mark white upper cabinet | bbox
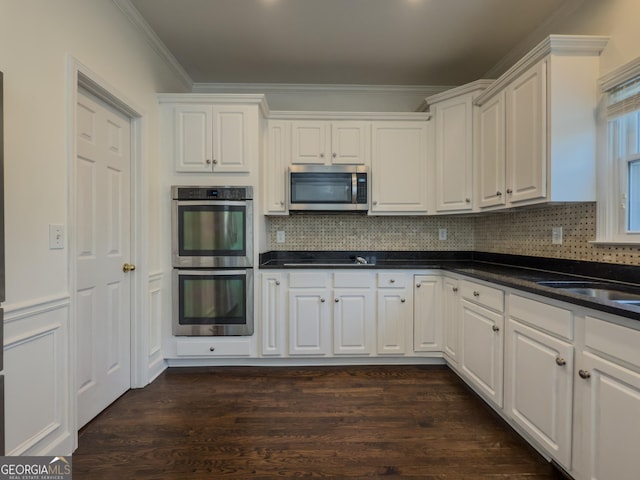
[264,120,289,214]
[159,94,266,174]
[291,121,370,165]
[370,121,429,214]
[474,35,609,210]
[426,80,492,213]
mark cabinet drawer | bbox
[377,272,408,288]
[585,316,640,369]
[334,271,373,288]
[289,271,330,288]
[461,280,504,312]
[509,294,573,340]
[176,338,252,357]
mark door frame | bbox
[67,56,148,447]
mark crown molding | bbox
[111,0,192,91]
[158,93,270,116]
[600,56,640,92]
[423,79,495,107]
[475,35,609,105]
[192,82,451,97]
[267,110,431,121]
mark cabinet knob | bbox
[506,188,513,194]
[320,153,325,158]
[212,159,218,164]
[401,298,406,303]
[335,298,339,303]
[579,369,591,379]
[465,198,471,203]
[206,159,212,165]
[473,291,480,297]
[452,287,459,292]
[280,201,284,206]
[492,325,500,332]
[496,191,502,197]
[320,298,326,303]
[416,283,421,288]
[275,280,280,286]
[555,357,567,366]
[390,279,396,283]
[209,346,215,352]
[332,153,337,158]
[373,201,378,205]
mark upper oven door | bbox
[172,200,253,268]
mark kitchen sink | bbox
[536,280,640,305]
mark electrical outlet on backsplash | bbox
[266,203,640,266]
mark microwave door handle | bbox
[351,173,358,204]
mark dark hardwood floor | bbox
[73,365,564,479]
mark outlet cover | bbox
[438,228,447,241]
[276,230,285,243]
[552,226,563,245]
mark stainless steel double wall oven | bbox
[172,186,253,336]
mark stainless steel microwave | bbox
[288,165,368,212]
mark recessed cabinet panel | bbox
[175,106,211,173]
[414,275,442,352]
[477,92,506,209]
[506,318,573,469]
[288,288,331,356]
[333,288,374,355]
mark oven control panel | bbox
[173,186,253,201]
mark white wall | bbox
[0,0,188,455]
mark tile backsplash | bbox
[266,203,640,266]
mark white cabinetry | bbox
[474,35,608,210]
[426,81,492,213]
[265,120,289,214]
[291,121,369,165]
[333,272,375,355]
[169,102,259,173]
[288,272,332,356]
[376,272,412,355]
[442,276,460,364]
[371,122,429,214]
[574,316,640,480]
[413,275,442,352]
[505,295,574,470]
[459,279,505,407]
[260,272,286,356]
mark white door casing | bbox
[75,88,132,428]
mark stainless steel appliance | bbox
[289,165,368,212]
[172,186,253,268]
[172,269,253,336]
[0,70,5,454]
[172,186,254,336]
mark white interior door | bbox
[75,88,132,428]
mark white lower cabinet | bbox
[260,272,286,356]
[505,318,574,469]
[574,316,640,480]
[288,272,332,356]
[413,275,442,352]
[459,280,505,408]
[442,277,460,363]
[377,272,412,355]
[333,272,375,355]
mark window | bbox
[596,60,640,243]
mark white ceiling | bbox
[128,0,578,86]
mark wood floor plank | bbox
[73,365,564,479]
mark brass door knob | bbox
[123,263,136,273]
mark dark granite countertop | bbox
[259,251,640,322]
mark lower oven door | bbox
[173,269,254,336]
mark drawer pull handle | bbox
[579,369,591,380]
[492,325,500,332]
[209,347,215,352]
[555,357,567,366]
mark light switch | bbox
[49,224,65,249]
